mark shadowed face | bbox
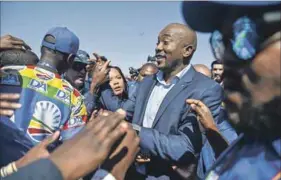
[212,64,224,83]
[224,41,281,137]
[65,62,87,90]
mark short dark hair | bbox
[0,49,39,67]
[211,60,223,69]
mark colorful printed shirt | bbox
[0,65,87,145]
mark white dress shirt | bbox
[142,64,191,128]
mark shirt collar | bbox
[156,64,191,86]
[37,60,58,74]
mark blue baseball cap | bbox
[181,1,280,33]
[41,27,79,55]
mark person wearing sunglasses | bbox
[182,1,280,180]
[64,50,89,94]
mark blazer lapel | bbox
[152,66,196,127]
[136,76,157,125]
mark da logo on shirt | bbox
[35,72,53,81]
[27,101,61,142]
[28,79,48,93]
[34,67,55,79]
[55,90,70,104]
[68,116,85,128]
[0,73,20,86]
[62,80,73,93]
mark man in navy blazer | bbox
[130,23,223,179]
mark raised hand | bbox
[102,124,140,180]
[186,99,217,130]
[15,131,60,169]
[90,60,111,93]
[0,35,31,50]
[49,112,128,180]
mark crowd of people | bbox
[0,1,280,180]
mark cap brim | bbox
[73,59,89,64]
[181,1,281,33]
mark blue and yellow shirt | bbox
[0,65,87,145]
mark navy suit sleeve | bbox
[3,159,63,180]
[139,83,223,163]
[139,113,201,163]
[84,92,99,116]
[200,83,223,124]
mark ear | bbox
[66,54,75,65]
[182,45,194,58]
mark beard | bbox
[228,96,281,139]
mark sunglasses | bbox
[72,62,87,72]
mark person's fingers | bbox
[9,35,24,42]
[103,122,127,148]
[186,99,202,106]
[187,99,209,112]
[97,114,126,138]
[87,112,106,130]
[93,53,100,59]
[0,109,14,116]
[116,109,126,117]
[104,68,110,75]
[22,42,31,50]
[0,101,22,109]
[195,100,208,109]
[190,104,204,117]
[100,109,111,117]
[0,93,20,100]
[12,45,26,50]
[10,40,24,45]
[186,99,198,104]
[89,111,116,132]
[93,52,100,58]
[40,131,60,148]
[88,58,97,63]
[101,60,111,72]
[90,110,98,119]
[10,39,31,50]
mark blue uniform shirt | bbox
[205,133,281,180]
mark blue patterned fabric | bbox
[232,16,259,60]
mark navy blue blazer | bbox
[132,66,223,179]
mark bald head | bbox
[161,23,197,50]
[138,63,158,81]
[156,23,198,73]
[141,63,158,74]
[194,64,212,78]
